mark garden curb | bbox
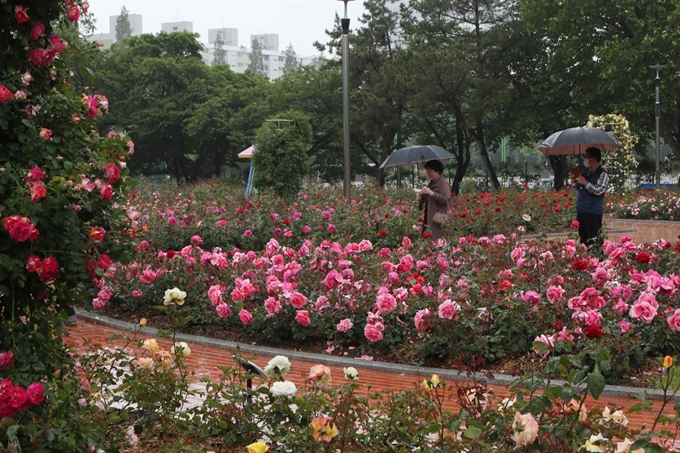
[76,310,678,402]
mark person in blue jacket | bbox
[571,147,610,249]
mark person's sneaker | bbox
[66,314,77,326]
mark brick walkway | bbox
[62,219,680,443]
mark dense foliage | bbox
[1,1,133,450]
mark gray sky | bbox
[88,0,368,56]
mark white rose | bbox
[343,367,359,381]
[264,355,291,377]
[270,381,297,397]
[164,287,186,306]
[170,341,191,358]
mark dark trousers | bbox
[577,211,602,249]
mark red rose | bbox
[104,162,120,184]
[0,351,13,369]
[67,4,80,22]
[26,255,41,272]
[49,35,63,54]
[38,256,59,284]
[15,5,30,24]
[166,250,176,259]
[0,84,14,103]
[30,182,47,202]
[3,215,39,242]
[8,386,27,409]
[572,259,588,271]
[378,230,388,238]
[553,320,564,330]
[30,22,45,40]
[97,253,113,270]
[584,322,605,339]
[27,48,53,66]
[635,251,651,263]
[26,383,45,405]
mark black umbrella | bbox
[538,127,622,156]
[379,145,455,169]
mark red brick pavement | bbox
[62,317,679,436]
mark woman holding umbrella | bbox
[418,160,452,241]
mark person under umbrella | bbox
[570,147,610,250]
[418,160,452,241]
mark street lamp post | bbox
[338,0,354,203]
[650,64,665,189]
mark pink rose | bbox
[364,323,384,342]
[238,309,253,325]
[207,285,224,307]
[629,301,657,324]
[289,291,307,309]
[414,308,431,331]
[437,300,460,320]
[295,310,311,326]
[375,292,397,313]
[667,309,680,331]
[216,303,232,319]
[264,297,282,316]
[546,286,565,303]
[512,412,539,446]
[244,229,253,237]
[336,318,353,332]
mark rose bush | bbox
[1,0,134,450]
[99,179,680,388]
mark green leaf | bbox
[587,372,606,400]
[463,424,483,440]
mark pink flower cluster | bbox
[2,215,39,242]
[26,255,59,284]
[0,378,45,419]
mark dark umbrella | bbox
[379,145,455,169]
[538,127,623,156]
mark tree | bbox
[115,6,132,43]
[253,111,312,199]
[213,32,226,65]
[282,43,299,75]
[271,65,345,181]
[248,37,266,77]
[96,32,210,181]
[518,0,680,158]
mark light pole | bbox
[338,0,354,203]
[650,64,665,189]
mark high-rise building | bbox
[161,21,193,33]
[250,34,279,52]
[208,28,238,46]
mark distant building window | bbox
[173,27,178,31]
[264,65,269,71]
[278,56,284,61]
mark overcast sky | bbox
[88,0,368,56]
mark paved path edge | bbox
[75,310,676,402]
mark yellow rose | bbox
[142,338,159,353]
[663,355,673,368]
[246,441,269,453]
